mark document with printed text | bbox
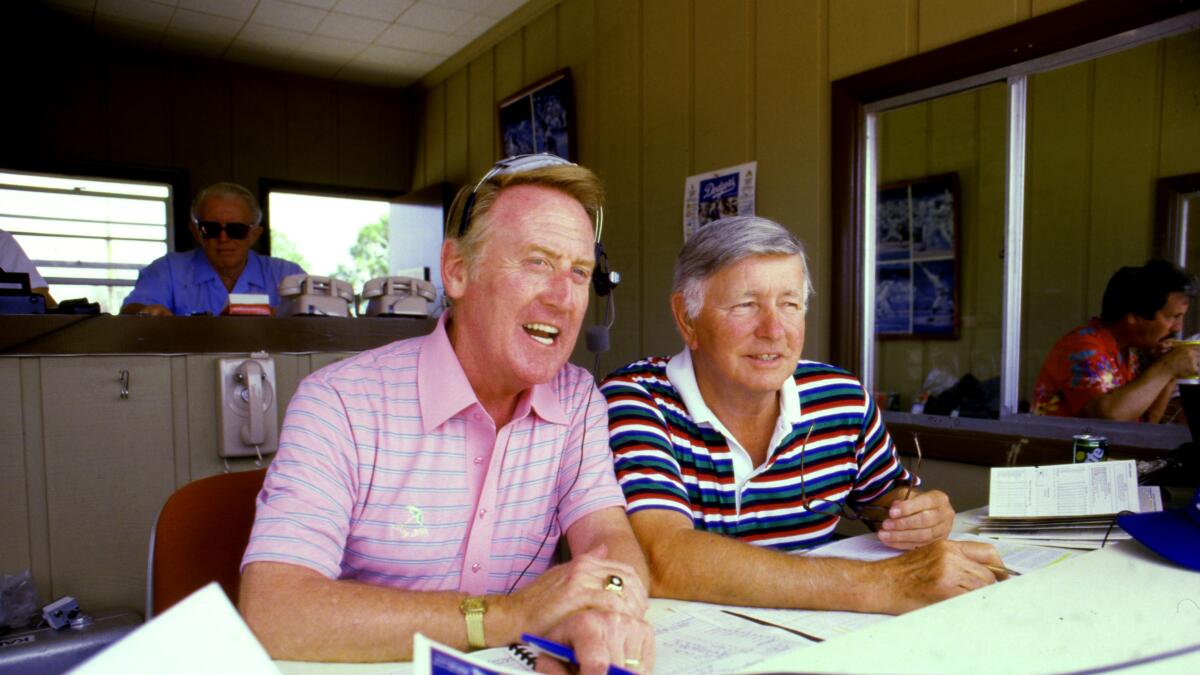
[987,460,1140,517]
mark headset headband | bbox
[456,153,604,244]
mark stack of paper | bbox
[979,460,1162,549]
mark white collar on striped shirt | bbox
[665,348,802,429]
[665,349,805,503]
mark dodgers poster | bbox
[683,161,757,240]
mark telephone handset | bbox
[236,360,267,446]
[217,353,279,461]
[361,276,438,317]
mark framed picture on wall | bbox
[875,173,961,339]
[497,69,574,161]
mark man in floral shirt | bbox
[1033,259,1200,422]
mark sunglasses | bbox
[196,221,253,240]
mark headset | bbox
[456,154,620,355]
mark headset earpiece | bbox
[592,242,620,297]
[588,242,618,356]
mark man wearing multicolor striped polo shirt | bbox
[602,216,1005,614]
[240,156,655,671]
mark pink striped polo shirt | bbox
[241,313,625,595]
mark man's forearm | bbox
[587,525,652,590]
[1145,378,1175,423]
[239,562,523,662]
[1086,363,1176,421]
[565,506,653,591]
[639,526,884,613]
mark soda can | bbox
[1072,434,1107,463]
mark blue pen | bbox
[520,633,638,675]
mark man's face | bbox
[191,195,261,274]
[675,254,808,405]
[443,184,594,395]
[1130,291,1190,349]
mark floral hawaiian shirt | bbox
[1032,318,1142,418]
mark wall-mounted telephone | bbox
[216,352,279,461]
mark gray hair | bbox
[673,216,814,319]
[191,182,263,225]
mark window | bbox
[0,170,171,314]
[267,191,391,289]
[265,183,447,310]
[833,7,1200,424]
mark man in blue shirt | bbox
[122,182,304,316]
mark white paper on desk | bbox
[803,531,1081,575]
[714,603,889,642]
[71,582,279,675]
[1139,485,1163,512]
[980,526,1130,541]
[953,533,1081,572]
[982,536,1104,550]
[646,600,813,674]
[987,460,1139,517]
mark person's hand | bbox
[534,609,655,675]
[874,539,1004,614]
[136,304,173,316]
[876,489,954,550]
[1158,342,1200,378]
[498,544,648,640]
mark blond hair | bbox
[445,164,604,269]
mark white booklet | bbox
[987,460,1140,518]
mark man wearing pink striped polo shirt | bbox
[239,157,654,672]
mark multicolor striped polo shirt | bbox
[600,352,909,551]
[242,313,625,595]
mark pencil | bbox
[987,564,1021,577]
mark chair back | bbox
[146,468,267,618]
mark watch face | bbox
[461,596,486,614]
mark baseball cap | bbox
[1117,486,1200,572]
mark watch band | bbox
[459,596,486,649]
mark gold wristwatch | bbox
[459,596,487,649]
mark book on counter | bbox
[222,293,272,316]
[979,460,1162,549]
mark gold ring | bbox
[604,574,625,594]
[624,657,640,668]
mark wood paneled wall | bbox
[1,4,414,207]
[410,0,1085,377]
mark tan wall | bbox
[0,353,356,613]
[409,0,1084,378]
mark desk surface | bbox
[750,538,1200,674]
[276,519,1200,674]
